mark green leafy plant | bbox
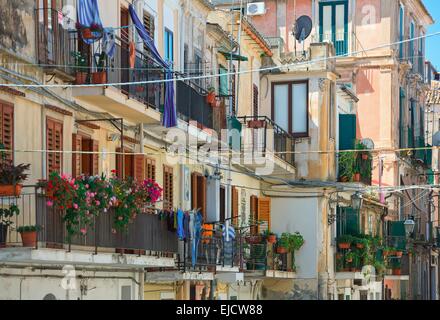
[16,225,42,233]
[71,51,88,72]
[94,52,107,72]
[345,251,355,263]
[338,151,356,182]
[0,162,30,185]
[0,204,20,227]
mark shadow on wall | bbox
[260,279,318,300]
[356,69,375,95]
[0,0,32,53]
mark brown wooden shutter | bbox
[253,84,259,117]
[198,175,207,221]
[163,166,174,210]
[191,172,198,210]
[145,158,156,181]
[0,102,14,163]
[72,134,82,177]
[143,11,155,40]
[134,154,145,182]
[250,195,258,235]
[232,186,239,227]
[115,147,123,178]
[257,197,271,233]
[92,140,99,176]
[46,118,63,175]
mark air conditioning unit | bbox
[247,2,266,16]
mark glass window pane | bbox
[274,84,289,132]
[322,6,332,41]
[292,83,307,134]
[335,5,345,41]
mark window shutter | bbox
[232,186,239,227]
[145,158,156,181]
[191,172,198,211]
[72,134,82,177]
[250,195,258,235]
[134,154,145,182]
[115,147,123,178]
[163,166,174,210]
[0,102,14,162]
[46,118,63,174]
[92,140,99,176]
[253,84,259,117]
[257,197,271,233]
[199,175,207,221]
[143,11,154,39]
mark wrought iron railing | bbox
[0,186,178,254]
[237,116,295,167]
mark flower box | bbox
[0,184,23,197]
[338,242,351,250]
[247,120,265,129]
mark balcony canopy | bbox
[218,49,248,62]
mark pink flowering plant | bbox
[44,171,163,237]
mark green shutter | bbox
[337,207,359,236]
[388,221,406,250]
[219,67,229,97]
[228,116,242,152]
[339,114,356,150]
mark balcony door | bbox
[121,7,131,95]
[319,0,348,56]
[37,0,61,64]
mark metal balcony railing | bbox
[237,116,295,167]
[36,8,75,77]
[0,186,178,254]
[313,31,349,56]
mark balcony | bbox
[312,32,349,56]
[36,8,76,81]
[338,147,372,185]
[70,33,163,124]
[238,116,296,177]
[0,186,178,267]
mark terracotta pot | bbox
[392,268,401,276]
[353,173,361,182]
[383,250,390,257]
[267,235,277,244]
[395,251,403,258]
[247,120,265,129]
[20,231,37,248]
[356,243,365,249]
[206,92,216,104]
[338,242,351,250]
[92,71,107,84]
[0,184,23,197]
[276,246,287,254]
[340,176,349,183]
[362,153,369,160]
[346,258,353,263]
[81,28,94,39]
[75,72,87,85]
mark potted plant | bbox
[277,233,290,254]
[71,51,88,84]
[0,204,20,246]
[76,22,93,39]
[337,235,352,249]
[264,229,277,244]
[338,151,355,182]
[16,225,41,247]
[353,172,361,182]
[206,87,216,105]
[92,52,107,84]
[354,237,368,249]
[394,250,403,258]
[0,162,30,196]
[345,251,355,263]
[247,118,266,129]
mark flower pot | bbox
[392,268,401,276]
[92,71,107,84]
[353,173,361,182]
[361,153,369,160]
[395,251,403,258]
[339,176,349,183]
[346,258,353,263]
[276,246,287,254]
[356,243,365,249]
[206,92,216,104]
[338,242,351,250]
[247,120,265,129]
[75,72,87,85]
[81,28,94,39]
[20,231,37,248]
[245,235,262,244]
[267,234,277,244]
[383,250,390,257]
[0,184,23,197]
[0,224,8,247]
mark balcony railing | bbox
[313,32,349,56]
[176,79,213,130]
[36,8,75,77]
[238,116,295,167]
[0,186,178,254]
[68,32,165,110]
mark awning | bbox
[218,49,248,62]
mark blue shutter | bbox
[339,114,356,150]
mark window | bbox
[143,11,155,53]
[145,158,156,181]
[399,3,405,59]
[46,117,63,175]
[164,28,174,64]
[192,173,206,220]
[115,148,135,179]
[72,134,99,177]
[219,66,229,97]
[163,166,174,210]
[0,101,14,163]
[410,20,415,64]
[253,84,259,117]
[272,81,309,137]
[319,0,348,56]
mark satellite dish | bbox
[433,131,440,146]
[361,138,375,150]
[293,16,313,43]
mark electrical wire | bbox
[1,31,440,88]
